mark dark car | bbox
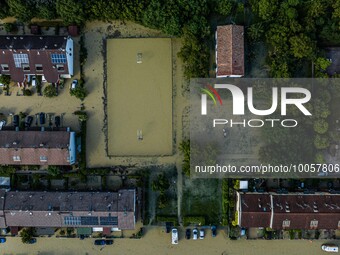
[105,239,113,245]
[39,112,45,125]
[94,239,113,245]
[25,116,33,128]
[94,239,106,246]
[0,237,6,243]
[211,225,217,237]
[185,229,191,239]
[13,115,19,127]
[165,222,173,233]
[27,238,36,244]
[55,116,61,127]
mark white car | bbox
[71,79,78,90]
[199,229,205,239]
[31,76,36,86]
[192,228,198,240]
[0,120,6,130]
[322,244,339,253]
[171,228,178,245]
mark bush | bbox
[179,140,190,176]
[313,119,328,134]
[156,216,178,226]
[152,173,170,192]
[23,89,32,96]
[20,228,35,243]
[47,166,61,177]
[70,86,88,101]
[4,23,16,33]
[43,84,57,98]
[183,216,205,226]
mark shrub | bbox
[20,228,35,243]
[23,89,32,96]
[43,84,57,98]
[4,23,16,33]
[70,86,88,101]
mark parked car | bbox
[71,79,78,90]
[171,228,178,245]
[31,76,36,86]
[321,244,339,253]
[105,239,113,245]
[13,115,19,127]
[27,238,36,244]
[0,237,6,243]
[211,225,217,237]
[199,229,205,240]
[185,229,191,240]
[94,239,106,246]
[25,116,33,128]
[0,120,6,130]
[55,116,61,127]
[39,112,45,125]
[94,239,113,245]
[192,228,198,240]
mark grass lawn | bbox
[182,178,221,225]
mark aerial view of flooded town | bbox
[0,0,339,254]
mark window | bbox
[39,156,47,162]
[282,220,290,228]
[35,64,43,71]
[22,64,30,72]
[310,220,318,229]
[12,156,21,162]
[56,65,64,71]
[64,216,81,225]
[1,64,9,71]
[51,53,66,64]
[13,53,29,68]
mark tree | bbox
[314,99,330,118]
[43,84,57,98]
[47,165,61,177]
[314,119,328,134]
[56,0,85,25]
[248,23,264,41]
[152,173,170,192]
[70,86,88,101]
[314,134,330,149]
[179,140,190,176]
[0,75,11,85]
[214,0,233,16]
[7,0,35,22]
[20,228,35,244]
[36,1,57,20]
[289,34,315,59]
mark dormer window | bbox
[39,156,48,162]
[22,64,30,72]
[1,64,9,71]
[310,220,318,229]
[13,156,21,162]
[282,220,290,228]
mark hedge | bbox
[183,216,205,226]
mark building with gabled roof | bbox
[0,35,73,83]
[4,189,136,230]
[237,192,340,230]
[0,130,76,165]
[215,25,244,77]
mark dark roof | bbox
[0,36,67,50]
[4,190,136,229]
[238,192,340,230]
[216,25,244,77]
[0,131,72,165]
[68,26,79,37]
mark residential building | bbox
[236,192,340,230]
[3,189,136,232]
[0,36,73,83]
[0,130,76,165]
[215,25,244,78]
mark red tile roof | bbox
[238,192,340,230]
[216,25,244,77]
[0,131,71,165]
